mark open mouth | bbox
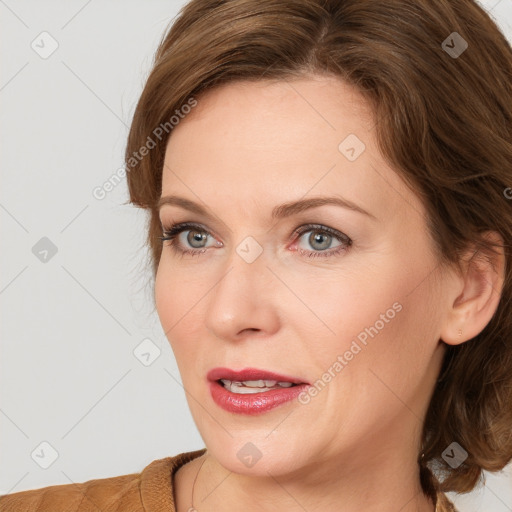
[207,367,309,413]
[208,369,310,414]
[217,379,299,394]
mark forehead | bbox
[161,77,424,222]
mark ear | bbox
[440,230,506,346]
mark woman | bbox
[1,0,511,511]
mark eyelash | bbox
[158,222,352,259]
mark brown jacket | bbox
[0,448,457,511]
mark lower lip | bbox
[209,380,309,415]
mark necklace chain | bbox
[190,453,208,510]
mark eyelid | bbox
[160,220,223,243]
[162,221,223,246]
[291,223,351,243]
[159,212,228,237]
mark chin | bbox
[199,430,314,477]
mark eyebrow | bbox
[157,195,376,221]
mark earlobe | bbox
[440,231,505,346]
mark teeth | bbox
[243,380,275,387]
[227,385,273,394]
[219,379,297,393]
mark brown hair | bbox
[124,0,512,497]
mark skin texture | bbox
[154,76,505,512]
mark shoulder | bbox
[0,471,142,512]
[0,448,207,512]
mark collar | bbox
[140,448,207,511]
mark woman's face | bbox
[155,76,451,478]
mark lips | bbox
[207,367,311,415]
[207,367,310,385]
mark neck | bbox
[182,441,435,512]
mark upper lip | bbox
[207,367,310,385]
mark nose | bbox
[203,241,281,342]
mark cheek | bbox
[154,262,196,349]
[293,264,401,340]
[299,256,435,373]
[154,260,213,380]
[155,254,202,321]
[155,263,175,330]
[332,269,440,409]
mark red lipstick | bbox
[207,367,310,415]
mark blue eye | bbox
[293,224,352,258]
[159,222,217,257]
[158,222,352,259]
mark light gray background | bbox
[1,1,511,510]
